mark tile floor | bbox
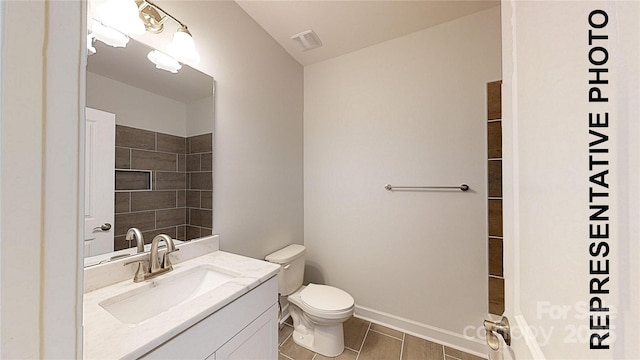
[278,317,487,360]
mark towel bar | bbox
[384,184,470,192]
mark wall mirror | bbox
[84,38,214,267]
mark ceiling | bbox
[235,0,500,66]
[86,0,499,99]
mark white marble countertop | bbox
[83,238,280,360]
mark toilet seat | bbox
[301,284,354,312]
[288,284,355,322]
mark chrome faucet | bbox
[125,228,145,253]
[124,233,179,282]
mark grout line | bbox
[488,275,504,280]
[368,328,404,341]
[399,331,405,360]
[279,352,294,360]
[355,322,372,360]
[279,331,293,347]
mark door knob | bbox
[484,316,511,350]
[93,223,112,231]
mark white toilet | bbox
[266,244,355,357]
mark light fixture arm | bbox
[138,0,189,31]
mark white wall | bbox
[1,0,301,357]
[139,1,304,258]
[503,1,639,358]
[86,72,188,136]
[304,6,501,352]
[187,95,215,136]
[1,1,84,358]
[96,0,304,258]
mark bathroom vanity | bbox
[83,236,280,359]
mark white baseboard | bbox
[354,305,487,358]
[514,314,545,360]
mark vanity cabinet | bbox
[141,276,278,360]
[209,304,278,360]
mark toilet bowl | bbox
[265,245,355,357]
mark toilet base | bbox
[291,322,345,357]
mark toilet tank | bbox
[265,244,305,296]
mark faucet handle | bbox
[162,248,180,269]
[124,259,149,283]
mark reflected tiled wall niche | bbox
[113,125,213,251]
[487,81,504,315]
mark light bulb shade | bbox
[96,0,145,35]
[87,35,97,55]
[167,27,200,64]
[90,19,129,48]
[147,50,182,73]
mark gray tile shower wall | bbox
[186,133,213,240]
[113,125,212,250]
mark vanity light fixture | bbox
[136,0,201,64]
[95,0,145,36]
[167,26,201,64]
[88,0,200,73]
[89,19,130,49]
[147,50,182,73]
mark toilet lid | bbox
[300,284,354,311]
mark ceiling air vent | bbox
[291,30,322,51]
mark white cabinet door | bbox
[210,304,278,360]
[140,277,278,360]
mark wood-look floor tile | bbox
[488,277,505,315]
[487,81,502,121]
[402,334,445,360]
[343,316,370,350]
[131,149,177,171]
[115,125,155,150]
[157,133,186,154]
[488,238,503,277]
[487,159,502,198]
[488,199,503,237]
[370,323,403,340]
[315,348,358,360]
[279,324,293,346]
[188,133,213,153]
[358,330,402,360]
[279,336,315,360]
[487,121,502,159]
[444,346,487,360]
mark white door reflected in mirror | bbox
[84,107,116,257]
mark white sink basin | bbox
[99,265,239,325]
